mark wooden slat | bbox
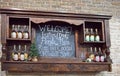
[1,14,7,44]
[0,8,112,19]
[2,62,111,72]
[104,20,111,47]
[75,30,79,58]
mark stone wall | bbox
[0,0,120,76]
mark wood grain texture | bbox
[2,61,111,72]
[0,8,112,73]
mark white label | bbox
[13,54,18,61]
[85,35,90,41]
[18,32,22,38]
[20,54,24,61]
[100,56,105,62]
[90,35,94,41]
[95,36,100,41]
[11,32,17,38]
[23,33,29,39]
[95,56,100,62]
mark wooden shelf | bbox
[83,41,105,44]
[2,61,111,72]
[2,61,111,64]
[2,57,112,72]
[0,8,112,73]
[6,38,31,41]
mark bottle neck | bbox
[24,45,27,52]
[18,25,21,32]
[13,45,17,52]
[90,28,94,35]
[18,45,21,51]
[90,47,93,54]
[94,47,97,55]
[98,47,102,56]
[85,28,89,35]
[24,26,29,32]
[95,29,98,35]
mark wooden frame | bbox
[0,8,112,73]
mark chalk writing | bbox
[36,24,75,58]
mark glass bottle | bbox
[90,28,95,41]
[94,47,99,62]
[12,45,18,61]
[85,28,90,41]
[89,47,95,61]
[18,45,21,60]
[11,25,17,38]
[95,29,100,41]
[24,45,28,61]
[100,48,105,62]
[23,26,29,39]
[20,45,25,61]
[17,25,22,39]
[98,47,103,62]
[86,47,90,59]
[80,47,86,62]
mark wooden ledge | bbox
[2,59,111,73]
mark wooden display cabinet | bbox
[7,17,31,41]
[0,8,112,73]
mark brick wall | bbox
[0,0,120,76]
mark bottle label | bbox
[90,35,94,41]
[23,33,29,39]
[100,56,105,62]
[18,32,22,38]
[18,53,21,60]
[85,35,90,41]
[20,54,25,61]
[12,52,14,59]
[13,54,18,61]
[24,53,28,60]
[89,54,95,60]
[95,56,100,62]
[11,32,17,38]
[95,36,100,41]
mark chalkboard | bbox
[34,21,75,58]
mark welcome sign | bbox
[35,21,75,58]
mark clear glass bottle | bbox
[95,29,100,41]
[98,47,103,62]
[23,26,29,39]
[99,48,105,62]
[12,45,18,61]
[103,50,107,62]
[90,28,95,41]
[20,45,25,61]
[24,45,28,61]
[80,47,86,62]
[85,28,90,41]
[86,47,90,59]
[18,45,21,60]
[17,25,22,39]
[94,47,99,62]
[89,47,95,61]
[11,25,17,38]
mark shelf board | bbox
[6,38,31,41]
[83,41,105,44]
[2,60,111,64]
[2,60,111,72]
[2,57,111,64]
